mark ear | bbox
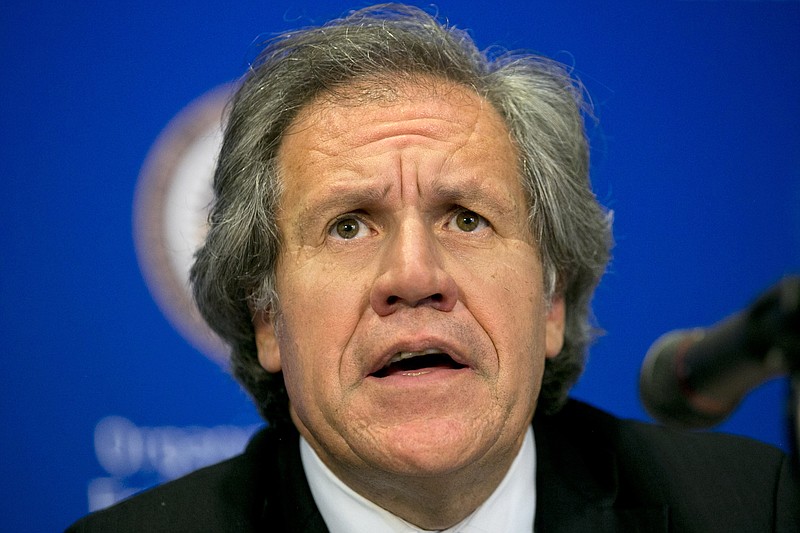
[544,294,566,359]
[253,310,282,373]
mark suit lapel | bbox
[534,401,668,532]
[252,425,329,532]
[277,430,329,533]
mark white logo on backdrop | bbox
[133,84,235,366]
[88,416,258,511]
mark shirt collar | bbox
[300,427,536,533]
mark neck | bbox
[316,437,524,530]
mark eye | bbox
[448,209,489,233]
[329,216,370,240]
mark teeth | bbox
[387,348,442,366]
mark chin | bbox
[355,416,500,476]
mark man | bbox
[68,4,799,532]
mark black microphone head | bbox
[639,329,730,429]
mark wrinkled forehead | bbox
[281,75,512,152]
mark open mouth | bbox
[371,350,467,378]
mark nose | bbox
[370,217,459,316]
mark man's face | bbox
[255,80,564,485]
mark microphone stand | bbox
[769,276,800,477]
[791,372,799,478]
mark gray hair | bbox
[191,3,612,427]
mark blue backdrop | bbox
[2,1,798,531]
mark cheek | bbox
[275,261,371,389]
[461,248,547,374]
[462,244,544,321]
[274,314,338,427]
[279,255,362,333]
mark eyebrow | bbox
[292,181,392,239]
[429,179,519,220]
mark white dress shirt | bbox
[300,427,536,533]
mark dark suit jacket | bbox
[66,399,800,532]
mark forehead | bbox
[280,78,515,161]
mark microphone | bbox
[639,276,800,428]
